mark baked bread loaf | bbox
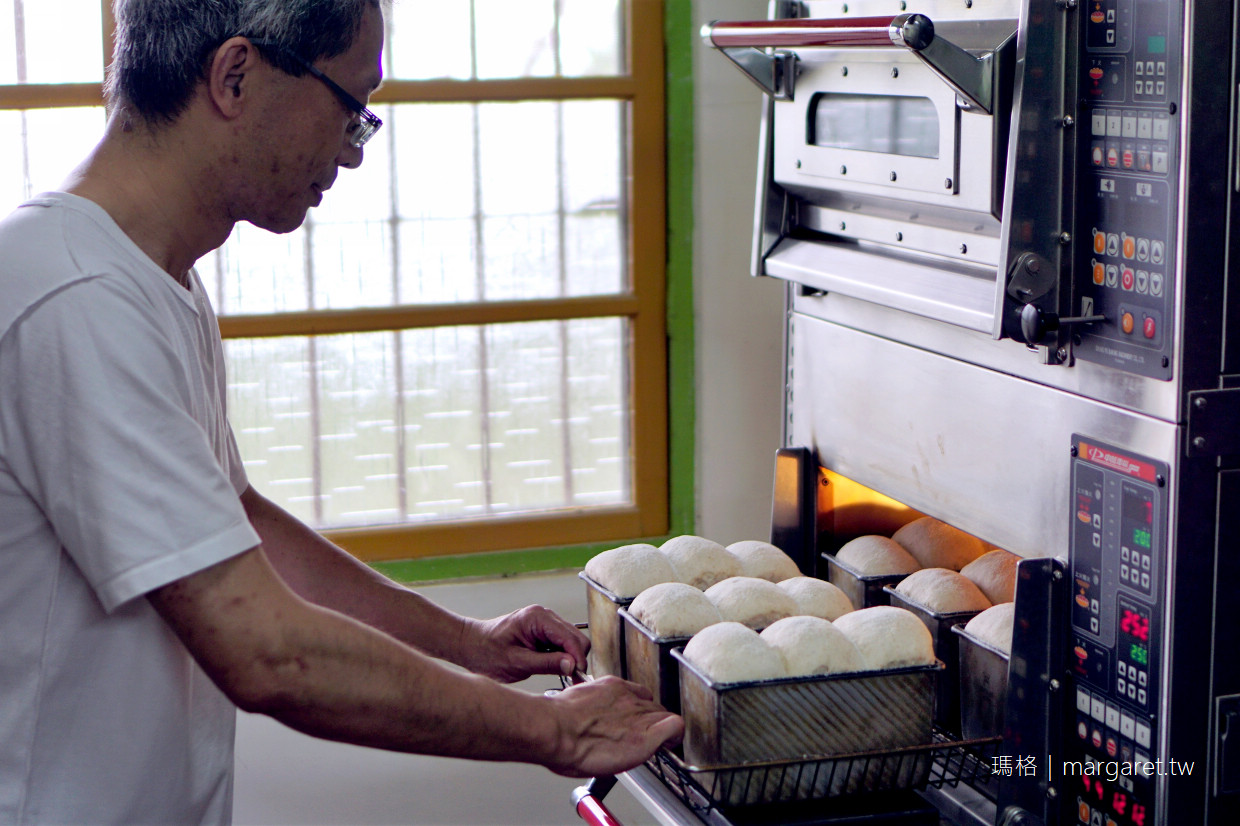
[627,582,723,638]
[960,549,1020,604]
[682,621,788,683]
[894,567,992,614]
[833,606,936,670]
[834,535,921,576]
[705,576,799,630]
[761,616,864,677]
[660,535,741,589]
[726,540,801,582]
[891,517,988,571]
[584,543,678,598]
[777,576,854,621]
[964,602,1015,656]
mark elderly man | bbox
[0,1,681,823]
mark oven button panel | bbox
[1067,436,1168,825]
[1074,0,1178,380]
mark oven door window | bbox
[808,93,940,159]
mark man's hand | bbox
[460,605,590,683]
[544,677,684,777]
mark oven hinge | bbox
[1187,389,1240,457]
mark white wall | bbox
[691,0,788,545]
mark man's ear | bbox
[207,37,261,118]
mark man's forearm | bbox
[239,485,478,664]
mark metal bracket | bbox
[889,14,999,114]
[1187,388,1240,457]
[717,46,797,100]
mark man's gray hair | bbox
[105,0,385,125]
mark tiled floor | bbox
[232,571,661,825]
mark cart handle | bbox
[572,776,621,826]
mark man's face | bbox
[243,5,385,234]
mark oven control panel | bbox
[1073,0,1180,380]
[1068,437,1168,825]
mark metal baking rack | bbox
[642,728,1002,814]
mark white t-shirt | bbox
[0,193,262,824]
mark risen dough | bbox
[891,517,988,571]
[834,535,921,576]
[777,576,854,621]
[761,616,864,677]
[705,576,799,630]
[682,621,788,683]
[894,568,992,614]
[660,535,741,590]
[964,602,1015,656]
[833,606,937,670]
[960,549,1020,604]
[628,582,724,638]
[726,540,801,582]
[584,543,678,598]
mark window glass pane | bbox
[386,0,623,80]
[211,99,625,314]
[226,319,630,531]
[227,337,317,525]
[0,108,105,214]
[0,0,103,84]
[203,224,309,315]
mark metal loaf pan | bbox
[579,572,631,678]
[952,624,1010,741]
[822,553,905,609]
[619,608,688,713]
[673,649,939,765]
[884,587,983,736]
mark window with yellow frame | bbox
[0,0,668,564]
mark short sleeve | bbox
[0,277,260,611]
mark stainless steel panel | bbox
[788,312,1180,558]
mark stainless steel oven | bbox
[567,1,1240,824]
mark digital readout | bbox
[1120,608,1151,642]
[1130,643,1149,666]
[1132,527,1152,549]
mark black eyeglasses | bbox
[248,39,382,148]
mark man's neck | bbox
[61,113,234,286]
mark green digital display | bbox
[1130,643,1149,666]
[1133,527,1152,549]
[1148,35,1166,55]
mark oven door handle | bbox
[702,13,1002,113]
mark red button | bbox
[1123,149,1134,168]
[1107,736,1119,757]
[1143,316,1156,339]
[1122,267,1135,290]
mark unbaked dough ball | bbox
[682,621,788,683]
[964,602,1015,656]
[960,549,1020,604]
[761,615,864,677]
[834,535,921,576]
[628,581,724,638]
[584,543,678,598]
[726,540,801,582]
[705,576,799,630]
[660,535,741,590]
[894,568,992,614]
[777,576,854,621]
[834,606,936,670]
[891,517,988,571]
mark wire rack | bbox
[643,728,1002,812]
